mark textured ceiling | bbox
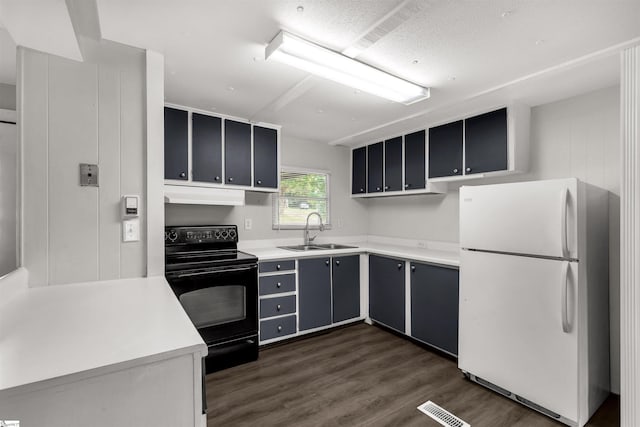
[97,0,640,145]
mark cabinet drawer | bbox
[260,315,297,341]
[259,274,295,295]
[259,260,295,273]
[260,295,296,319]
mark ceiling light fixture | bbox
[265,30,430,105]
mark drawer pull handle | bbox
[277,325,283,332]
[376,186,381,191]
[276,282,281,288]
[411,265,416,272]
[360,188,364,192]
[325,260,330,266]
[276,304,281,311]
[179,172,186,178]
[257,179,262,185]
[335,260,340,266]
[397,263,403,269]
[384,185,389,190]
[453,168,459,174]
[276,264,281,270]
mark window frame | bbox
[272,166,332,230]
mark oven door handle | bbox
[174,265,257,279]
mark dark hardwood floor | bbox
[206,323,619,426]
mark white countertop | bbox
[242,236,460,267]
[0,275,207,395]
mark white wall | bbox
[0,120,17,276]
[165,136,370,240]
[368,85,621,393]
[19,38,147,286]
[0,83,16,110]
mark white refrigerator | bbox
[458,178,610,427]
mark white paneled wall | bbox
[368,85,621,392]
[620,45,639,427]
[19,39,147,286]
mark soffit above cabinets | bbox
[96,0,640,146]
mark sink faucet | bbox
[304,212,325,246]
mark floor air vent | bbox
[417,401,470,427]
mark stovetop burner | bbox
[165,225,257,271]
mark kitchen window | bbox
[272,168,331,229]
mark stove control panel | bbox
[164,226,238,244]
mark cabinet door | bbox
[369,255,405,332]
[332,255,360,323]
[428,120,463,178]
[224,120,251,186]
[367,142,383,193]
[464,108,508,174]
[253,126,278,189]
[404,130,425,190]
[410,262,459,355]
[351,147,367,194]
[299,258,332,331]
[164,107,188,180]
[384,137,402,192]
[192,113,222,183]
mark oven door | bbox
[166,263,258,345]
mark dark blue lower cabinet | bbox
[332,255,360,323]
[260,315,296,341]
[299,258,332,331]
[410,262,459,355]
[369,255,405,332]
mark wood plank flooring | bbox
[206,323,619,426]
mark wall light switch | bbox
[123,219,140,242]
[244,218,252,230]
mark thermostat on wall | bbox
[122,195,139,218]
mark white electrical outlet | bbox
[244,218,253,230]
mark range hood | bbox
[164,185,245,206]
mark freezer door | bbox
[458,250,579,422]
[460,178,578,259]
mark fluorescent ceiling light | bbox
[265,31,430,105]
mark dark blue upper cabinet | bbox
[351,146,367,194]
[428,120,463,178]
[464,108,508,174]
[384,137,402,192]
[164,107,188,180]
[367,142,383,193]
[224,120,252,186]
[192,113,222,183]
[404,130,426,190]
[253,126,278,189]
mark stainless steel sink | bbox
[312,243,358,250]
[278,243,358,251]
[278,245,322,251]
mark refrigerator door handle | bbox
[560,188,569,258]
[561,261,570,333]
